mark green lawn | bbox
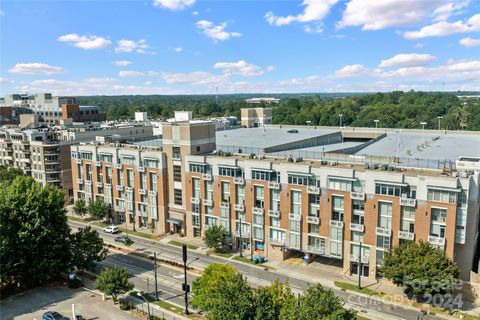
[130,291,196,317]
[209,250,234,258]
[334,281,383,296]
[169,240,199,250]
[356,315,371,320]
[89,221,155,239]
[233,256,251,263]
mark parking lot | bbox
[1,283,136,320]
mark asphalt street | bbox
[70,220,445,320]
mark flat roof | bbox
[356,131,480,162]
[216,127,338,149]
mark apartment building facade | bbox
[70,119,480,282]
[241,108,273,127]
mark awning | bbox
[251,168,275,172]
[166,218,183,225]
[427,185,461,192]
[374,180,407,187]
[328,176,357,182]
[287,172,313,177]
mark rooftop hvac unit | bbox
[460,171,468,178]
[287,157,294,162]
[321,160,328,165]
[225,152,232,156]
[249,153,255,159]
[388,165,395,171]
[380,164,388,170]
[329,161,338,166]
[293,157,303,162]
[452,172,460,177]
[372,164,379,169]
[364,163,370,169]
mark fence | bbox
[215,144,456,171]
[129,299,189,320]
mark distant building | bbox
[245,97,280,104]
[241,107,272,127]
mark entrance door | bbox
[350,262,369,277]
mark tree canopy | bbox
[0,165,24,186]
[203,224,228,251]
[69,226,108,271]
[73,198,88,217]
[381,240,459,296]
[88,199,111,220]
[94,267,134,302]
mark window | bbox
[174,189,182,205]
[290,219,300,232]
[236,184,245,205]
[376,235,391,249]
[330,226,343,240]
[427,188,457,203]
[456,207,467,244]
[96,167,103,183]
[143,159,158,169]
[220,207,230,219]
[251,170,279,182]
[117,169,124,186]
[253,214,263,225]
[192,203,200,214]
[149,172,157,191]
[189,163,209,173]
[140,172,146,189]
[127,169,134,187]
[351,243,369,259]
[309,194,320,217]
[328,178,352,191]
[221,181,230,202]
[288,174,311,186]
[254,185,264,208]
[120,155,135,165]
[352,200,364,211]
[271,189,280,213]
[270,216,281,228]
[308,236,325,252]
[192,177,200,199]
[291,190,302,215]
[86,164,92,181]
[205,216,217,227]
[270,228,285,242]
[375,183,408,197]
[330,241,342,258]
[352,210,364,225]
[351,231,364,243]
[457,190,468,207]
[172,147,181,160]
[401,206,415,233]
[80,152,92,160]
[173,165,182,182]
[308,223,319,234]
[220,219,230,232]
[205,181,213,201]
[378,201,392,229]
[253,226,264,240]
[289,232,301,249]
[97,153,113,162]
[430,207,447,238]
[332,195,344,221]
[192,214,200,227]
[219,166,242,177]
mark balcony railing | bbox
[96,182,103,188]
[136,166,145,172]
[400,197,416,207]
[139,189,146,195]
[307,186,320,194]
[125,186,133,192]
[148,190,157,196]
[307,216,320,224]
[94,161,101,167]
[116,185,124,191]
[350,192,365,201]
[85,180,92,186]
[350,223,364,232]
[115,163,122,169]
[428,235,445,247]
[268,181,280,189]
[253,207,264,215]
[191,197,201,205]
[289,213,301,221]
[220,202,230,209]
[75,159,82,165]
[269,238,285,246]
[348,254,370,264]
[398,230,415,241]
[76,178,83,184]
[376,227,391,237]
[330,220,344,228]
[268,209,280,217]
[105,183,111,188]
[203,198,213,206]
[202,173,212,181]
[306,245,325,255]
[234,177,244,185]
[234,203,245,211]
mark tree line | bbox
[77,91,480,131]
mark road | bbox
[70,220,445,320]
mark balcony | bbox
[268,209,280,217]
[203,198,213,206]
[114,163,122,169]
[348,254,370,264]
[220,202,230,209]
[136,166,145,172]
[75,159,82,165]
[289,213,301,221]
[330,220,344,228]
[398,230,415,241]
[76,178,83,184]
[85,180,92,186]
[306,245,325,255]
[234,203,245,211]
[350,223,364,232]
[139,189,146,195]
[268,181,280,189]
[350,192,365,201]
[202,173,212,181]
[307,186,320,194]
[428,235,445,247]
[191,197,200,205]
[400,197,416,207]
[253,207,264,215]
[96,182,103,188]
[269,238,285,246]
[376,227,391,237]
[149,190,157,196]
[307,216,320,224]
[125,186,133,192]
[172,154,182,161]
[114,206,125,212]
[116,185,124,191]
[104,183,111,189]
[94,161,101,167]
[234,177,244,185]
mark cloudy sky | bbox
[0,0,479,95]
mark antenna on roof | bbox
[216,87,219,105]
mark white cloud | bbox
[115,39,150,53]
[404,13,480,39]
[266,65,276,72]
[0,77,14,84]
[114,60,132,66]
[144,81,153,85]
[265,0,337,27]
[192,11,199,16]
[459,37,480,47]
[304,24,324,33]
[174,47,183,52]
[57,33,111,50]
[9,63,63,75]
[152,0,195,11]
[338,0,466,30]
[119,70,146,78]
[0,9,5,16]
[335,64,370,77]
[161,71,227,85]
[378,53,437,68]
[214,60,266,76]
[196,20,242,42]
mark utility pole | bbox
[437,116,443,132]
[154,252,158,300]
[182,245,189,315]
[239,217,243,258]
[357,242,363,290]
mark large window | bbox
[105,166,112,184]
[291,190,302,215]
[251,170,279,182]
[192,177,200,199]
[120,155,135,165]
[218,166,242,177]
[127,169,134,187]
[270,228,285,242]
[401,206,415,233]
[308,236,325,252]
[289,219,300,233]
[330,241,342,258]
[189,163,210,173]
[97,153,113,163]
[332,195,344,221]
[427,188,457,203]
[221,181,230,202]
[287,174,311,186]
[86,164,92,181]
[140,172,146,189]
[172,147,181,160]
[309,194,320,217]
[352,210,364,225]
[328,178,352,191]
[378,201,392,229]
[174,189,182,205]
[253,226,264,240]
[430,207,447,238]
[375,183,409,197]
[173,165,182,182]
[236,184,245,205]
[149,172,156,191]
[254,185,264,208]
[205,181,213,201]
[271,189,280,213]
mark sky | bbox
[0,0,479,95]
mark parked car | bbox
[287,129,299,133]
[42,311,69,320]
[114,235,130,243]
[103,225,119,234]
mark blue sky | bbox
[1,0,479,95]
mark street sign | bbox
[182,283,190,292]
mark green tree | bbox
[253,280,295,320]
[203,225,227,251]
[94,267,133,302]
[0,165,24,186]
[73,198,87,217]
[0,176,71,288]
[381,240,459,296]
[69,226,108,271]
[88,199,110,220]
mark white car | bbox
[103,225,119,234]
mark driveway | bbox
[1,283,136,320]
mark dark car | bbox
[42,311,69,320]
[114,235,133,244]
[287,129,299,133]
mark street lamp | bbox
[395,129,400,160]
[420,122,427,146]
[373,120,379,137]
[306,120,311,127]
[339,114,343,128]
[437,116,443,132]
[137,292,151,320]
